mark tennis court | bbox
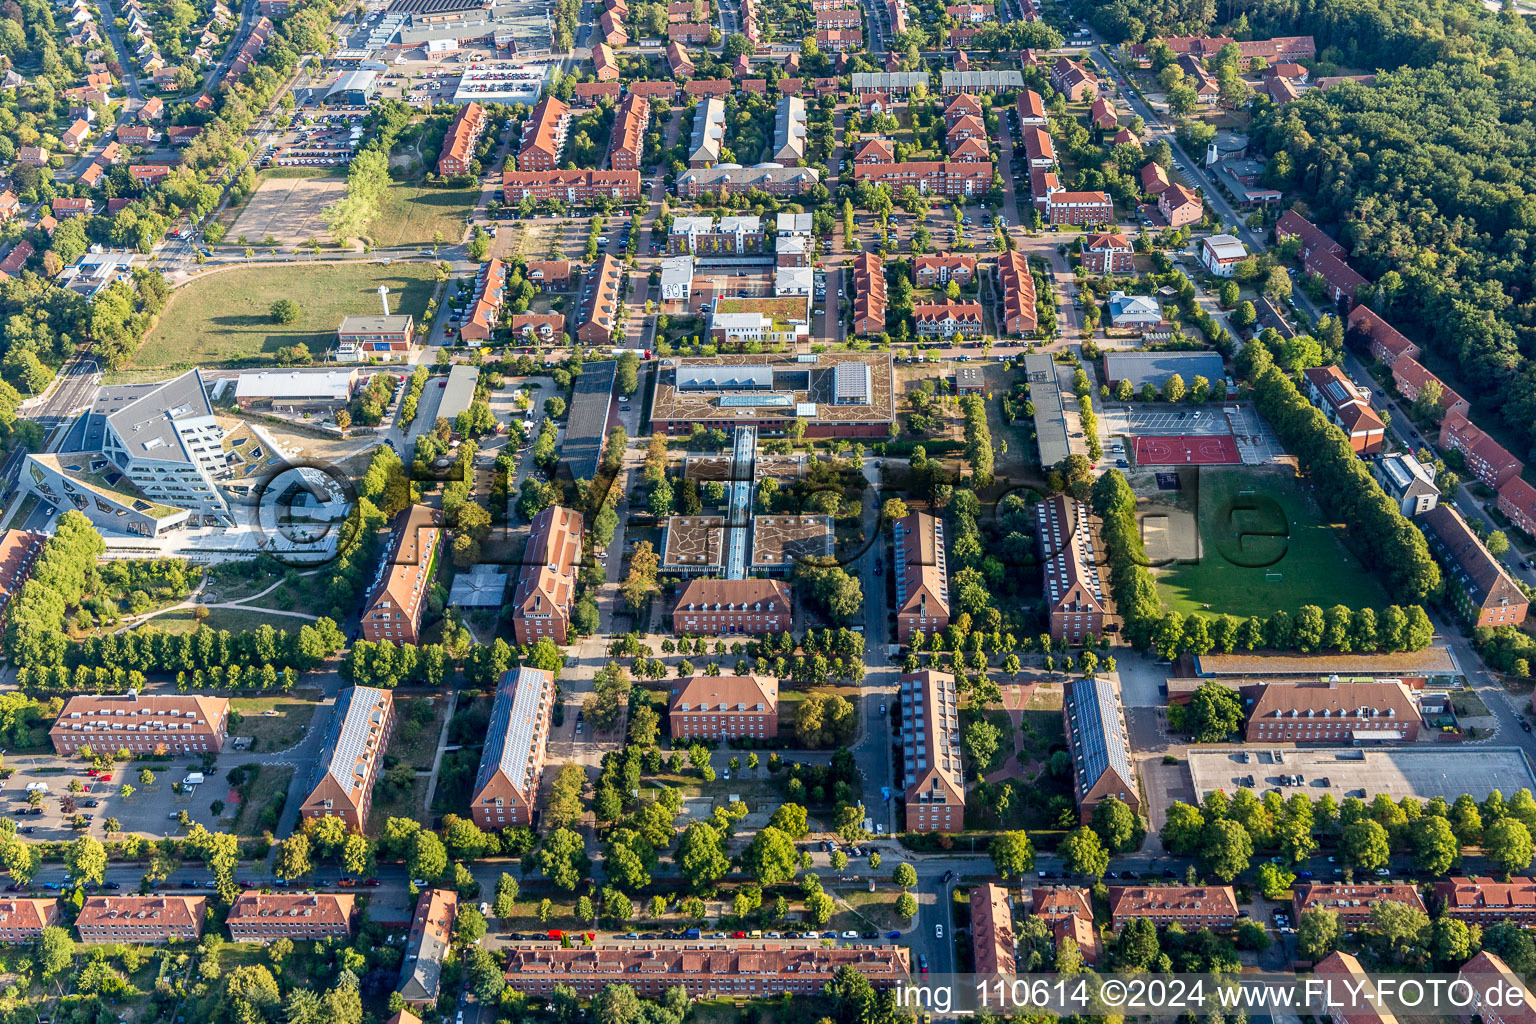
[1134,434,1242,466]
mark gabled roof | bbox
[670,675,778,713]
[475,668,554,802]
[1065,677,1134,798]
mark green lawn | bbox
[367,181,479,247]
[125,262,439,374]
[232,764,293,837]
[1155,465,1391,618]
[229,691,321,751]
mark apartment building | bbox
[526,259,573,291]
[1314,951,1397,1024]
[852,161,992,196]
[1200,234,1248,276]
[1375,452,1440,517]
[1081,231,1132,274]
[299,686,394,831]
[913,253,976,287]
[399,889,457,1008]
[1038,495,1108,643]
[668,674,779,741]
[944,92,982,126]
[226,893,356,942]
[471,667,555,829]
[667,215,767,255]
[1392,356,1469,419]
[51,692,229,756]
[1047,191,1113,226]
[0,899,59,942]
[1435,877,1536,926]
[360,504,442,645]
[1302,364,1386,454]
[1440,411,1523,488]
[1293,884,1425,928]
[1017,88,1047,127]
[852,251,887,335]
[1064,677,1138,824]
[1159,183,1202,227]
[502,169,642,204]
[458,257,510,343]
[610,93,649,171]
[970,883,1016,976]
[1050,57,1096,100]
[1021,126,1054,167]
[511,505,584,644]
[1349,305,1420,366]
[1460,951,1536,1024]
[577,253,623,346]
[893,512,950,643]
[672,577,792,634]
[1247,680,1420,743]
[997,250,1038,336]
[1108,886,1238,929]
[1029,887,1101,965]
[675,164,821,197]
[76,896,206,943]
[519,96,570,171]
[502,945,910,998]
[913,302,984,337]
[1498,477,1536,536]
[899,671,965,833]
[437,101,486,177]
[1420,505,1529,628]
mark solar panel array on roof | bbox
[677,365,773,391]
[718,394,793,407]
[310,686,390,794]
[478,668,549,797]
[1067,677,1133,791]
[833,361,872,405]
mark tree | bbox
[1341,818,1391,871]
[275,833,312,880]
[988,832,1035,879]
[1200,818,1254,881]
[1486,817,1536,875]
[676,822,729,892]
[1255,862,1296,899]
[1159,801,1206,857]
[1058,827,1109,878]
[538,829,589,891]
[271,298,300,324]
[1489,531,1511,557]
[594,984,643,1024]
[963,718,1003,772]
[1410,815,1460,876]
[1187,683,1243,741]
[743,827,799,885]
[892,863,918,889]
[768,803,808,839]
[455,907,489,945]
[1163,373,1187,403]
[805,890,835,925]
[465,947,505,1002]
[896,891,918,919]
[65,836,106,885]
[1298,908,1342,961]
[1090,796,1142,853]
[37,926,74,977]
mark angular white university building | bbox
[25,368,275,537]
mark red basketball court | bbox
[1134,434,1242,466]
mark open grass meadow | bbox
[125,262,439,375]
[366,181,479,247]
[1155,465,1390,617]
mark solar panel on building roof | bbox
[678,366,773,390]
[1068,678,1133,789]
[719,394,793,407]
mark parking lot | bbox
[1187,745,1536,805]
[0,756,226,840]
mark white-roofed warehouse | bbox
[234,369,360,410]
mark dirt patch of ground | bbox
[230,175,347,247]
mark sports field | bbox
[124,262,438,375]
[1154,465,1390,617]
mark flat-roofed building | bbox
[234,369,358,410]
[511,505,584,644]
[1024,355,1069,465]
[471,667,555,828]
[1109,886,1237,928]
[76,896,206,943]
[51,692,229,756]
[1247,680,1420,743]
[669,674,778,740]
[0,898,59,941]
[398,889,457,1008]
[337,314,415,361]
[672,577,791,634]
[503,944,910,998]
[1038,495,1109,643]
[299,686,394,831]
[970,883,1016,976]
[226,893,356,942]
[893,512,949,643]
[361,504,442,645]
[1293,883,1425,928]
[1375,453,1439,517]
[662,515,725,575]
[1101,351,1226,392]
[1064,677,1138,823]
[899,670,964,833]
[750,514,832,573]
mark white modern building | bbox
[1200,234,1248,277]
[660,255,694,301]
[775,265,813,296]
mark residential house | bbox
[997,250,1037,336]
[361,505,442,645]
[1081,231,1132,274]
[1108,887,1238,929]
[1302,364,1386,454]
[852,251,886,335]
[1247,681,1421,743]
[1440,411,1523,488]
[298,686,394,831]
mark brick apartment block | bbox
[76,896,206,943]
[470,667,555,829]
[668,674,779,741]
[226,893,356,942]
[51,692,229,756]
